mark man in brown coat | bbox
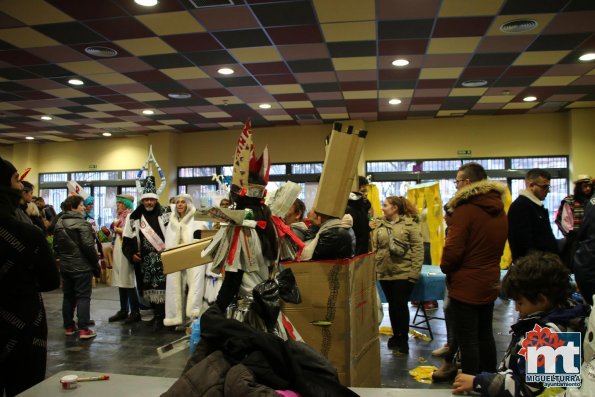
[436,163,508,381]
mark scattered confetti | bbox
[409,329,431,341]
[379,326,393,336]
[409,365,438,384]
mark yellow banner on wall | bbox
[406,182,444,265]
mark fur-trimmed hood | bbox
[445,180,507,215]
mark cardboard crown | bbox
[231,120,270,198]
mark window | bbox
[367,156,568,234]
[178,167,217,178]
[39,173,68,183]
[291,163,323,174]
[39,188,67,212]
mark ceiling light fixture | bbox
[134,0,158,6]
[68,78,84,86]
[500,19,538,33]
[40,115,53,120]
[142,109,155,115]
[168,92,192,99]
[462,79,488,87]
[388,99,402,105]
[217,68,234,75]
[259,104,272,109]
[102,132,112,137]
[25,136,35,140]
[391,59,409,67]
[84,46,118,58]
[523,96,537,102]
[579,53,595,62]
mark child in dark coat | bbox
[452,251,587,396]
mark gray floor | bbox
[42,285,517,389]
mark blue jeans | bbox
[62,271,93,330]
[446,298,497,374]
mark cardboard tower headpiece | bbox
[313,122,367,218]
[136,145,166,201]
[230,120,270,199]
[67,180,90,200]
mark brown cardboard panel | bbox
[283,254,380,387]
[313,124,366,218]
[161,237,213,274]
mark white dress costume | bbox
[111,211,135,288]
[163,201,209,326]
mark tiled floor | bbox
[42,285,518,390]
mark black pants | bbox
[118,287,140,314]
[379,279,415,345]
[446,298,497,374]
[62,271,93,330]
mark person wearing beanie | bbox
[108,194,142,324]
[0,156,60,396]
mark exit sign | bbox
[88,164,97,169]
[457,149,472,157]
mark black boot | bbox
[109,311,128,322]
[125,311,141,324]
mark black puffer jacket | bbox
[345,192,371,255]
[53,211,98,274]
[313,225,356,260]
[574,206,595,304]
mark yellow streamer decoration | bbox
[406,182,445,265]
[379,326,393,336]
[367,183,382,218]
[409,365,438,384]
[409,329,431,341]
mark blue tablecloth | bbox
[377,264,445,303]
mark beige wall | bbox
[5,110,595,180]
[569,109,595,181]
[0,145,12,162]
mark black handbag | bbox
[252,279,281,330]
[276,267,302,304]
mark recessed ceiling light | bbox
[134,0,158,6]
[25,136,34,140]
[259,103,272,109]
[500,19,538,33]
[168,92,192,99]
[523,96,537,102]
[142,109,155,115]
[102,132,112,137]
[40,115,53,120]
[388,99,402,105]
[217,68,234,75]
[391,59,409,67]
[462,79,488,87]
[579,53,595,62]
[68,78,84,86]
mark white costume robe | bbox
[163,206,209,326]
[111,211,135,288]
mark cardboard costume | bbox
[202,120,302,341]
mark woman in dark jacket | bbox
[0,156,60,397]
[53,195,100,339]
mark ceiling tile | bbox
[500,0,567,15]
[276,43,329,61]
[229,47,283,63]
[424,54,472,67]
[184,50,236,66]
[161,67,208,80]
[432,17,493,38]
[264,84,304,94]
[544,64,593,76]
[468,52,519,66]
[84,17,154,41]
[427,37,481,54]
[267,25,324,45]
[26,45,90,63]
[256,74,298,85]
[513,50,570,65]
[328,41,376,58]
[438,0,504,17]
[213,29,271,49]
[115,37,176,56]
[336,70,378,82]
[378,20,434,40]
[527,33,592,52]
[252,1,317,26]
[34,22,106,45]
[295,71,337,84]
[419,67,463,79]
[417,79,456,89]
[0,27,59,48]
[544,11,595,34]
[60,61,115,76]
[140,54,193,69]
[98,57,153,73]
[531,76,579,86]
[313,0,375,23]
[321,22,376,42]
[191,6,260,31]
[2,0,72,25]
[136,11,206,36]
[377,0,440,19]
[476,36,535,53]
[379,39,428,56]
[244,62,290,75]
[332,57,376,71]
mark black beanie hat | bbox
[0,156,17,187]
